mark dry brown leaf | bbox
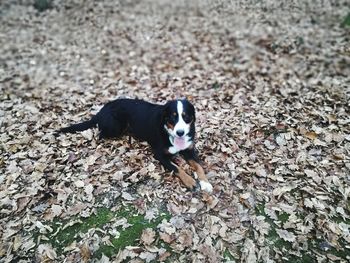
[37,244,57,261]
[51,204,63,217]
[159,232,174,244]
[305,131,317,140]
[80,243,91,263]
[272,185,295,197]
[178,229,193,248]
[141,228,156,246]
[158,251,171,262]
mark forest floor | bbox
[1,0,349,262]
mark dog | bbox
[57,98,213,193]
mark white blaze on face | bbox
[174,101,190,136]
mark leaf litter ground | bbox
[0,0,349,262]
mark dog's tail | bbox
[57,117,97,134]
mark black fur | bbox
[58,98,200,184]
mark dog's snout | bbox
[176,130,184,137]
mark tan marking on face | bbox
[173,112,177,116]
[166,122,174,130]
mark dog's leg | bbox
[181,148,213,193]
[153,151,197,190]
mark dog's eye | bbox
[182,113,192,123]
[166,115,176,125]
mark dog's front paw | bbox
[179,172,197,190]
[199,180,213,193]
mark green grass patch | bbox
[341,13,350,27]
[35,205,171,259]
[211,81,221,90]
[95,211,171,258]
[331,214,350,225]
[223,249,236,261]
[33,0,53,12]
[277,212,289,223]
[50,207,114,251]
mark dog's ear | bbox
[163,101,172,113]
[161,101,171,122]
[189,102,196,121]
[183,100,195,120]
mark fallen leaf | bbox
[51,204,63,217]
[158,251,171,261]
[241,239,256,263]
[80,243,91,263]
[305,131,317,140]
[276,229,296,242]
[122,192,135,201]
[139,251,156,262]
[37,244,57,260]
[141,228,155,246]
[74,180,85,188]
[159,232,174,244]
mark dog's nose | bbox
[176,130,184,137]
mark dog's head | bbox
[163,99,195,146]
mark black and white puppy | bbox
[58,98,213,193]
